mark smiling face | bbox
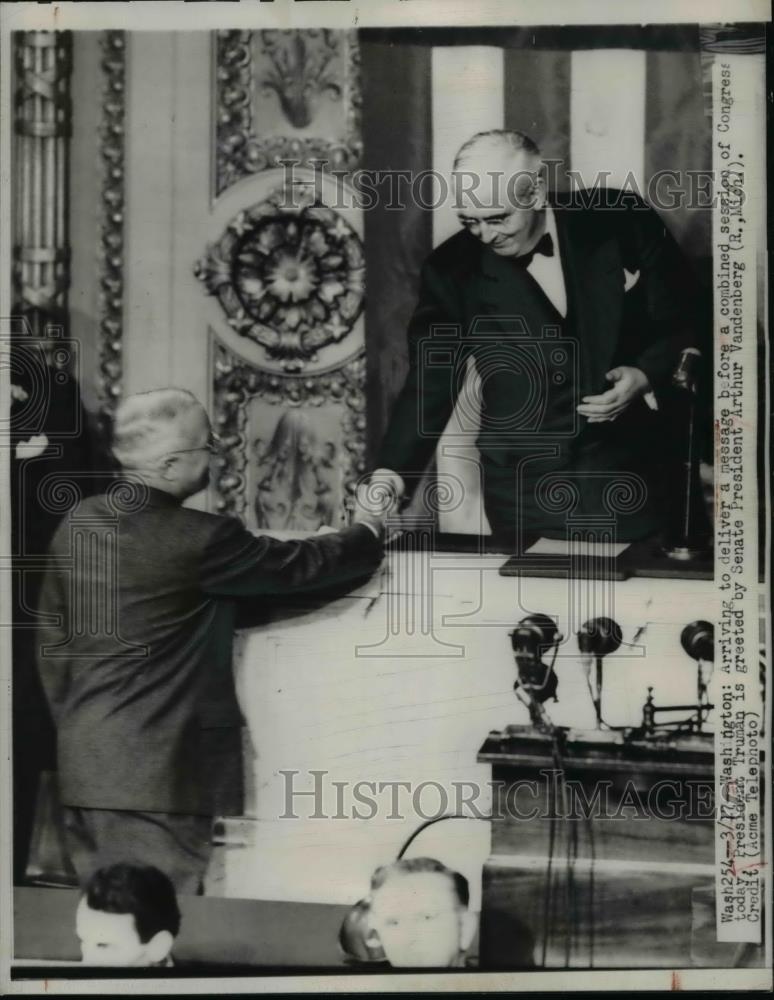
[76,899,171,967]
[454,146,546,258]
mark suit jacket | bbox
[377,191,700,537]
[36,486,383,815]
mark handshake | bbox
[351,468,406,539]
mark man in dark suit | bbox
[373,130,698,546]
[10,340,97,883]
[36,388,384,894]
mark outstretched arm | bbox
[199,518,383,599]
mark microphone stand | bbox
[664,348,710,560]
[578,617,622,730]
[595,658,604,728]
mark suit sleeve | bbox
[619,200,701,393]
[199,519,383,598]
[375,258,467,487]
[35,561,70,726]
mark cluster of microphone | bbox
[510,615,714,733]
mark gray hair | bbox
[453,129,541,170]
[112,388,206,469]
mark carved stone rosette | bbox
[195,188,365,372]
[96,30,127,426]
[215,29,362,195]
[211,338,367,523]
[12,31,73,334]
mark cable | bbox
[395,812,489,859]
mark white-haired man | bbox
[374,129,700,547]
[36,388,384,894]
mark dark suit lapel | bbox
[552,200,623,395]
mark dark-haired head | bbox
[76,863,180,966]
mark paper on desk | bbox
[526,537,630,558]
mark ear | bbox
[534,172,548,210]
[158,454,179,480]
[145,929,174,965]
[459,910,478,952]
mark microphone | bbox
[510,614,562,730]
[680,620,714,662]
[577,617,622,729]
[578,617,623,658]
[672,347,701,394]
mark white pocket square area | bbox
[15,433,49,460]
[623,268,640,292]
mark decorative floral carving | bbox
[96,30,127,427]
[215,29,362,194]
[259,30,343,129]
[253,409,343,530]
[211,336,366,524]
[195,188,364,371]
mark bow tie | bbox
[513,232,554,268]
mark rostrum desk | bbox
[227,538,718,940]
[476,726,716,968]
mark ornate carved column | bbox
[199,29,365,531]
[96,30,127,426]
[13,31,73,336]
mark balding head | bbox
[453,129,541,172]
[111,389,213,499]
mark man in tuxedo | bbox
[373,130,698,546]
[36,388,385,894]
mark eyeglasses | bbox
[166,432,221,457]
[457,172,542,231]
[458,213,514,234]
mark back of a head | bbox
[85,863,181,942]
[111,388,205,470]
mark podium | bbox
[477,725,717,969]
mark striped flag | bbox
[361,31,713,532]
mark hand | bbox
[576,366,651,424]
[352,470,405,536]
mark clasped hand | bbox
[352,469,405,536]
